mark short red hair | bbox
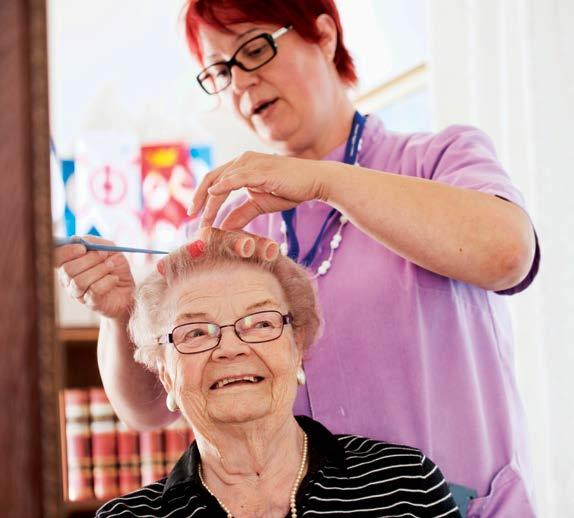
[184,0,357,86]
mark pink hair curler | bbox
[185,239,205,259]
[257,239,280,261]
[233,236,256,258]
[186,240,206,258]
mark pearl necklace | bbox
[198,432,309,518]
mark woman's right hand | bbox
[54,236,135,319]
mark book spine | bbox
[139,429,165,485]
[63,389,94,501]
[89,387,119,499]
[164,416,191,473]
[116,420,141,493]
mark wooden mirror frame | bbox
[0,0,61,516]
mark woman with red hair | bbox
[56,1,539,516]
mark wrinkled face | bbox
[158,263,302,433]
[198,21,339,154]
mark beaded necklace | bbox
[280,111,367,278]
[197,432,308,518]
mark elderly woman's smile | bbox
[209,375,264,390]
[161,264,301,426]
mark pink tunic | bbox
[208,116,540,517]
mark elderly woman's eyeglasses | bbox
[197,26,292,95]
[158,310,294,354]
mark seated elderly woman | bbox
[96,230,461,518]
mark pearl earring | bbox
[166,392,178,412]
[296,367,306,386]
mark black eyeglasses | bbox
[196,26,292,95]
[158,310,294,354]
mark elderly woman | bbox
[96,231,460,518]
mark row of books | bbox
[61,387,194,502]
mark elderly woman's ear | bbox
[156,360,173,393]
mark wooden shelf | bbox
[64,499,105,512]
[58,327,99,343]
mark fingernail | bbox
[186,240,205,258]
[187,205,195,217]
[98,250,109,258]
[157,260,166,276]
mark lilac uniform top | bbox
[214,116,540,517]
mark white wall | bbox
[336,0,429,93]
[430,1,574,515]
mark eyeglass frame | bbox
[157,310,294,354]
[196,25,292,95]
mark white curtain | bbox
[428,0,574,515]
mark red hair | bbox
[184,0,357,86]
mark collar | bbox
[162,415,347,499]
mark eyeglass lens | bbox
[172,311,285,353]
[198,35,275,94]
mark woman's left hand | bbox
[188,151,328,230]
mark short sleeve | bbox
[419,455,462,517]
[416,125,524,207]
[411,125,540,294]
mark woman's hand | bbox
[54,236,135,319]
[188,151,328,230]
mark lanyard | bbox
[281,111,367,267]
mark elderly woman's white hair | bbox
[129,230,322,372]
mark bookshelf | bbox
[57,327,105,518]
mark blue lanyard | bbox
[281,111,367,267]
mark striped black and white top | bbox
[97,416,461,517]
